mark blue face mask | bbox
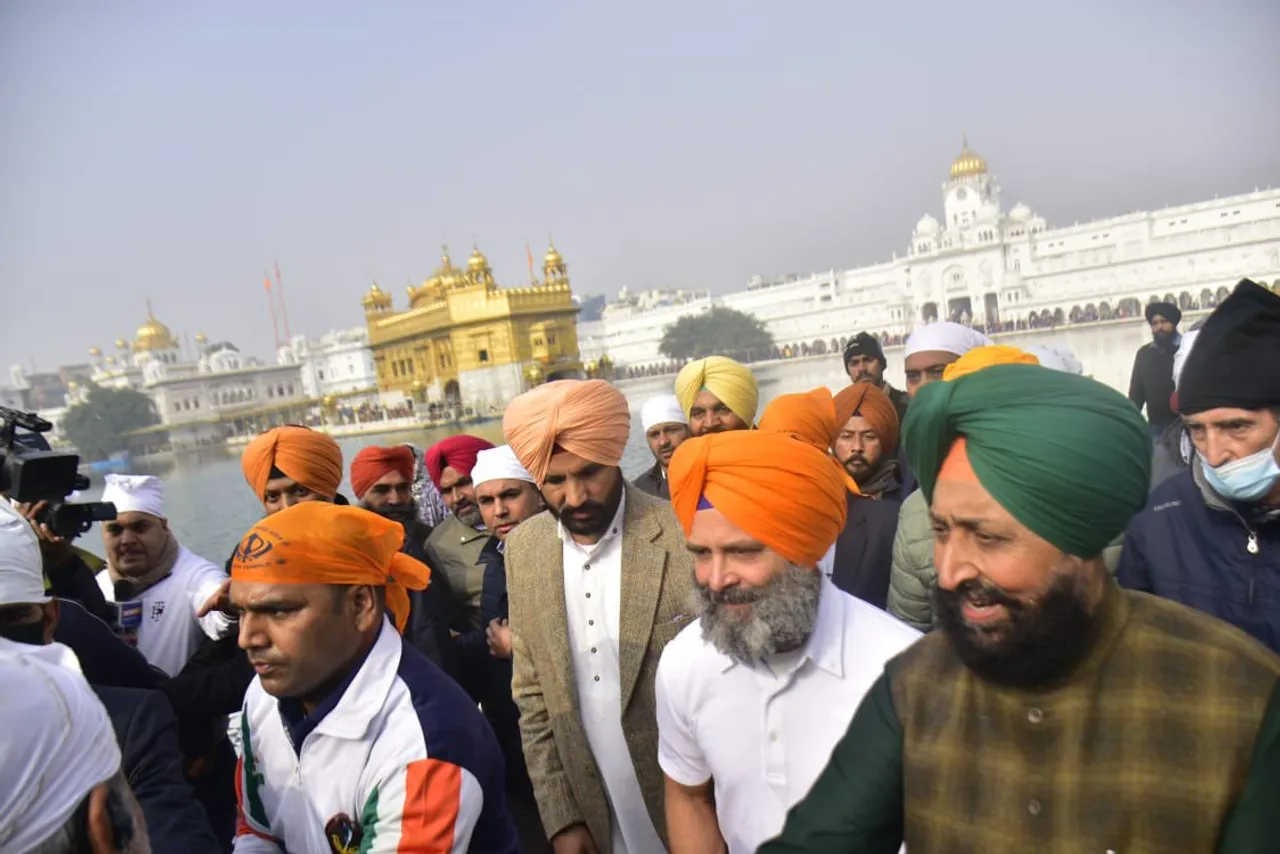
[1202,429,1280,503]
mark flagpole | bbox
[265,274,282,352]
[275,261,293,342]
[526,242,535,285]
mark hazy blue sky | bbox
[2,0,1278,373]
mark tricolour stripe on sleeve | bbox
[358,758,485,854]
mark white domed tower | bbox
[943,137,1002,232]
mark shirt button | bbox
[593,675,600,682]
[585,592,591,599]
[1027,707,1044,724]
[584,564,591,571]
[769,733,778,742]
[588,619,595,626]
[1028,799,1042,816]
[591,647,597,653]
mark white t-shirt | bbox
[97,545,234,676]
[655,580,920,854]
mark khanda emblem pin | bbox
[324,813,362,854]
[235,532,273,563]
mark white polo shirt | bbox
[655,579,920,854]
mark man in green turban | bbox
[761,364,1280,854]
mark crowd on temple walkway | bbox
[1,277,1278,853]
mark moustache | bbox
[844,453,869,467]
[700,585,764,606]
[951,578,1021,609]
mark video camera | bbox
[0,406,117,539]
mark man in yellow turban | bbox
[240,425,344,514]
[657,431,918,854]
[228,502,522,852]
[500,379,695,853]
[675,356,759,436]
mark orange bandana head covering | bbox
[758,388,861,495]
[503,380,631,484]
[668,431,848,568]
[833,382,901,455]
[241,426,343,501]
[230,502,430,633]
[942,345,1039,382]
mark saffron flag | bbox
[264,274,272,292]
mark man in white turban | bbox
[95,474,234,676]
[902,322,993,399]
[635,393,692,500]
[0,640,149,853]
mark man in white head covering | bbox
[1023,343,1084,375]
[95,474,234,676]
[469,445,550,853]
[902,322,993,399]
[0,640,149,854]
[634,393,692,500]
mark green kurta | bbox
[760,583,1280,854]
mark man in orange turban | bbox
[833,382,904,500]
[657,430,918,853]
[501,378,695,852]
[240,425,344,514]
[228,502,522,852]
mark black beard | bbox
[366,501,417,529]
[545,471,624,538]
[1152,330,1176,348]
[934,572,1100,689]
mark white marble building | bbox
[584,143,1280,368]
[276,327,378,401]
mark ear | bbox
[350,585,381,632]
[41,599,60,645]
[84,784,118,853]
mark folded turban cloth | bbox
[1145,301,1182,326]
[0,640,121,854]
[904,322,992,358]
[242,426,343,500]
[1178,279,1280,414]
[668,431,848,568]
[903,363,1151,558]
[101,473,166,518]
[674,356,759,426]
[472,445,536,488]
[1022,343,1083,375]
[942,344,1040,382]
[231,502,431,633]
[757,387,860,494]
[833,382,901,456]
[350,446,416,500]
[503,380,631,484]
[0,500,47,605]
[424,435,495,489]
[640,394,688,433]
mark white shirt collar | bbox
[555,489,627,558]
[717,575,846,680]
[310,617,401,740]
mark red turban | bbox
[350,446,415,500]
[425,436,495,488]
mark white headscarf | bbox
[0,640,121,854]
[1173,329,1201,389]
[640,394,688,433]
[101,473,166,519]
[0,500,47,606]
[471,445,536,488]
[904,322,992,358]
[1023,343,1084,375]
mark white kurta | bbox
[655,579,920,854]
[558,493,665,854]
[97,545,234,676]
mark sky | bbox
[2,0,1278,374]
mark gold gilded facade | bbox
[363,243,581,406]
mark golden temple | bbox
[363,242,582,404]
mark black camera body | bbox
[0,406,117,538]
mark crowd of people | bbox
[1,277,1277,853]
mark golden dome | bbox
[115,338,129,350]
[544,244,564,267]
[67,380,79,390]
[468,246,489,272]
[363,282,392,308]
[133,301,179,353]
[949,139,988,179]
[194,332,208,344]
[89,347,102,357]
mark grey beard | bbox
[692,564,822,664]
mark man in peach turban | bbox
[241,425,344,514]
[675,356,759,436]
[657,431,918,853]
[500,379,695,853]
[228,502,522,852]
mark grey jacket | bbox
[888,489,1125,633]
[505,484,695,852]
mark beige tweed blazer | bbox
[505,483,695,853]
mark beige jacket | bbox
[505,484,695,853]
